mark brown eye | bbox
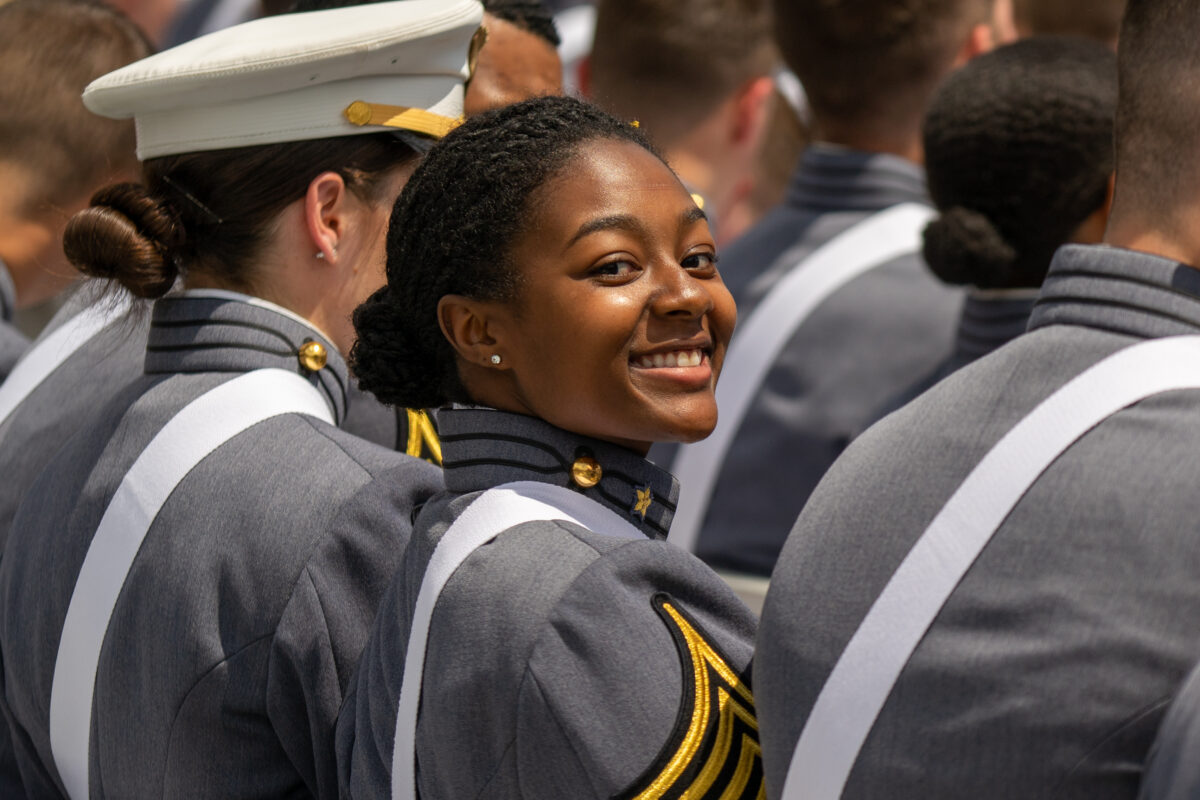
[592,259,638,278]
[682,252,718,272]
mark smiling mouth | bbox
[631,348,706,369]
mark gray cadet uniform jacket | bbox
[0,259,29,380]
[756,244,1200,799]
[337,408,762,799]
[0,293,441,798]
[0,287,434,554]
[653,144,961,576]
[872,291,1038,420]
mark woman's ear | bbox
[438,294,509,369]
[304,171,349,262]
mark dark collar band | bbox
[787,143,929,214]
[1031,245,1200,340]
[145,293,349,423]
[438,408,681,540]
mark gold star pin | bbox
[633,486,652,519]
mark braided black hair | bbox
[922,36,1116,290]
[352,95,657,409]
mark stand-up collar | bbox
[1030,245,1200,339]
[786,143,929,214]
[0,259,16,323]
[953,291,1038,363]
[437,408,680,541]
[145,291,349,423]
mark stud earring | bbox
[490,354,502,365]
[315,251,325,260]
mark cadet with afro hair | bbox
[883,34,1117,408]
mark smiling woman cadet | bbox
[337,95,761,799]
[0,2,482,797]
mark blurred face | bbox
[328,162,417,352]
[484,138,736,454]
[464,14,563,115]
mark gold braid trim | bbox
[343,101,463,139]
[405,409,443,465]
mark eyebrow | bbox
[565,207,710,250]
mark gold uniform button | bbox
[298,341,327,372]
[570,456,602,488]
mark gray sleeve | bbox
[1139,663,1200,800]
[268,460,440,799]
[515,539,760,799]
[0,322,29,381]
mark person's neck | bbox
[810,118,924,166]
[1105,208,1200,270]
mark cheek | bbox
[517,291,639,399]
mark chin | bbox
[650,413,719,445]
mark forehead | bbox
[520,138,693,239]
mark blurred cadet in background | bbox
[1014,0,1126,46]
[0,1,473,795]
[463,0,562,113]
[664,0,1004,577]
[879,35,1117,411]
[582,0,776,244]
[292,0,563,115]
[0,0,151,379]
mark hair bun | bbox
[922,205,1018,288]
[63,182,182,299]
[351,285,450,410]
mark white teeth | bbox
[634,349,704,368]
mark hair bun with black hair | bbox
[351,284,450,410]
[63,182,183,299]
[922,205,1018,288]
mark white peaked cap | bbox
[83,0,484,159]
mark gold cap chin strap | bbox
[343,100,463,139]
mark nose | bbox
[649,260,713,319]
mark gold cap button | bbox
[570,456,602,488]
[298,341,327,372]
[344,100,372,126]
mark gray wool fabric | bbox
[337,408,762,799]
[871,290,1038,421]
[756,244,1200,799]
[0,293,441,798]
[0,287,150,550]
[0,260,29,381]
[651,144,961,577]
[0,287,426,553]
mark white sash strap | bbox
[0,296,132,428]
[670,203,935,552]
[49,368,333,800]
[390,480,647,800]
[783,335,1200,800]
